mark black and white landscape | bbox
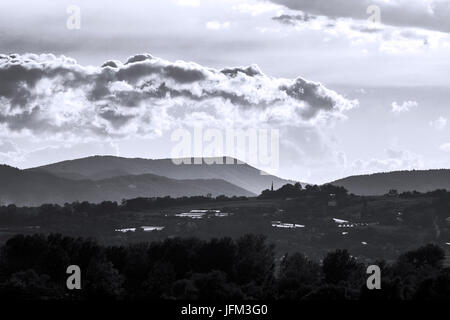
[0,0,449,303]
[1,156,450,205]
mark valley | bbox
[1,189,449,264]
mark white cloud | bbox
[430,116,447,130]
[391,100,418,113]
[268,0,450,34]
[0,53,357,143]
[271,10,450,53]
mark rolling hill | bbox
[28,156,294,195]
[330,169,450,195]
[0,165,254,206]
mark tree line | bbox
[0,233,448,300]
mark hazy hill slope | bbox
[93,174,255,201]
[28,156,294,194]
[0,165,92,206]
[330,169,450,195]
[0,165,254,206]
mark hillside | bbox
[28,156,295,194]
[0,165,254,206]
[330,169,450,195]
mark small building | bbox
[333,218,349,224]
[271,221,305,229]
[175,209,232,219]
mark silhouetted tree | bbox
[322,249,361,285]
[398,244,445,269]
[0,269,61,300]
[277,253,322,299]
[0,233,448,300]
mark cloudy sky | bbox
[0,0,449,184]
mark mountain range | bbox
[0,156,294,206]
[28,156,294,195]
[330,169,450,195]
[0,163,255,206]
[0,155,449,206]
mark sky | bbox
[0,0,449,184]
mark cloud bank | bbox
[268,0,450,33]
[0,53,357,141]
[270,5,450,54]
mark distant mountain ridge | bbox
[330,169,450,195]
[28,156,295,195]
[0,164,254,206]
[4,156,447,205]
